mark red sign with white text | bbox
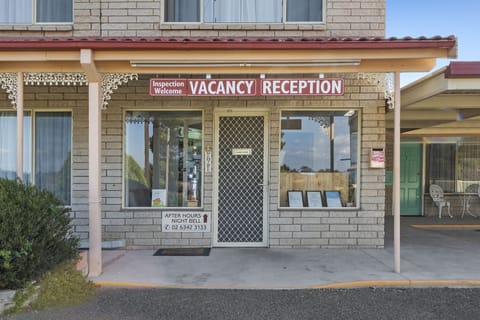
[149,78,344,97]
[261,79,344,96]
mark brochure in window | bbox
[152,189,166,207]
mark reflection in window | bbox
[125,111,202,208]
[165,0,323,23]
[0,0,73,24]
[36,0,73,23]
[426,139,480,193]
[280,110,358,208]
[0,111,32,183]
[0,111,70,205]
[35,112,71,205]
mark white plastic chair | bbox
[429,184,453,219]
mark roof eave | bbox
[0,36,458,52]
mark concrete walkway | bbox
[91,217,480,289]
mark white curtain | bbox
[0,112,31,182]
[205,0,282,23]
[35,112,71,205]
[37,0,73,23]
[0,0,31,24]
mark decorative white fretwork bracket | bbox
[0,73,18,108]
[0,72,138,109]
[102,73,138,109]
[24,72,88,86]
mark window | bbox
[0,111,72,205]
[280,110,358,208]
[426,138,480,193]
[125,111,203,208]
[0,111,32,183]
[35,112,72,205]
[0,0,73,24]
[165,0,323,23]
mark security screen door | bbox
[214,112,268,247]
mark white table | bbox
[462,184,479,218]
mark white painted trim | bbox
[88,81,102,277]
[393,72,401,273]
[16,73,23,181]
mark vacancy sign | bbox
[150,78,344,97]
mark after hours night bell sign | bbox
[162,212,211,233]
[149,78,344,97]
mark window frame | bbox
[162,0,326,25]
[0,0,74,25]
[278,108,361,210]
[0,109,73,206]
[123,109,205,210]
[424,137,480,194]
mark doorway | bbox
[213,111,269,247]
[400,144,423,216]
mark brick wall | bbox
[0,72,386,248]
[0,0,385,37]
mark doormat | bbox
[153,248,211,256]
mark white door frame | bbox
[212,110,269,247]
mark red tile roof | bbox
[0,36,457,51]
[445,61,480,78]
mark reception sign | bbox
[150,78,344,97]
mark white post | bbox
[393,72,401,273]
[16,72,24,181]
[88,81,102,277]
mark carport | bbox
[387,61,480,220]
[400,61,480,135]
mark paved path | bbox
[92,217,480,289]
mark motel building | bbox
[0,0,458,276]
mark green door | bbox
[400,144,422,215]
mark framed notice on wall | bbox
[306,191,323,208]
[325,191,342,208]
[287,191,304,208]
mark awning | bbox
[393,61,480,136]
[0,36,457,74]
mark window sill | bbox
[0,24,73,32]
[278,207,359,210]
[121,206,204,211]
[160,23,326,31]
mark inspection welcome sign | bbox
[149,78,344,97]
